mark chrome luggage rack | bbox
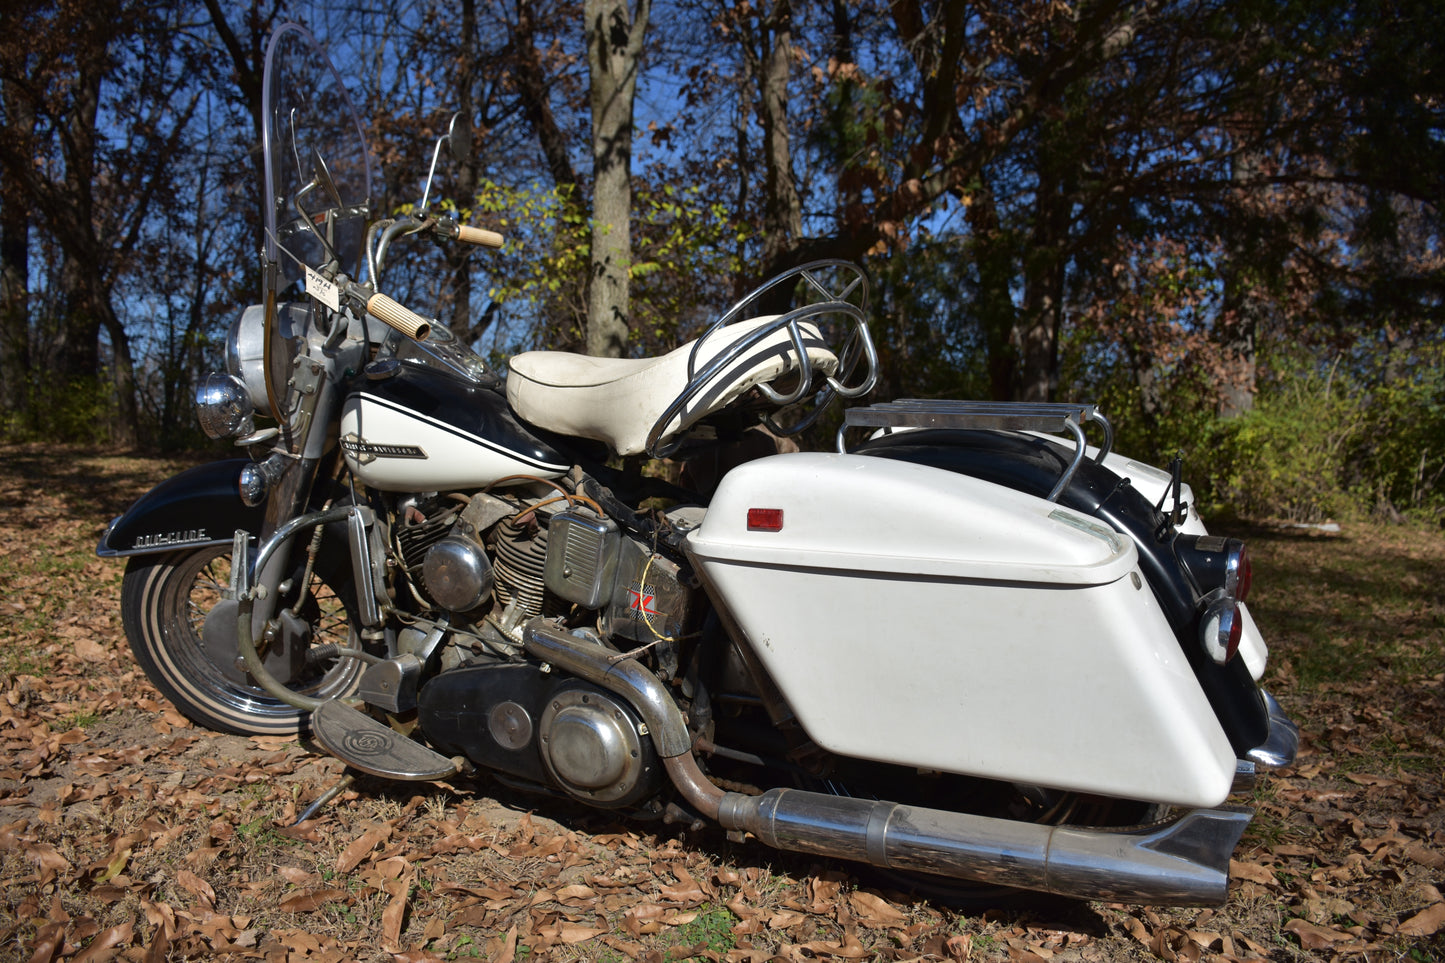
[839,399,1115,502]
[645,260,880,458]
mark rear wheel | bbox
[121,545,362,735]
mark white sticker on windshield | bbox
[305,265,341,312]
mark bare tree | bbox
[583,0,650,357]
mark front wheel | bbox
[121,545,363,735]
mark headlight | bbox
[226,304,274,417]
[196,372,255,439]
[225,302,309,419]
[238,453,289,506]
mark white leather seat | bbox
[506,316,838,455]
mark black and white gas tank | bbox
[340,361,570,491]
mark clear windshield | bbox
[262,24,372,292]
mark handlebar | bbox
[339,277,432,340]
[345,217,504,341]
[454,224,504,248]
[365,292,432,341]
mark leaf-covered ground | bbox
[1,443,1442,962]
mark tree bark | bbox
[514,1,580,192]
[757,0,801,275]
[967,187,1019,402]
[0,78,32,422]
[1217,150,1263,419]
[447,0,480,337]
[1016,162,1074,403]
[584,0,650,358]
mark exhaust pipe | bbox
[522,620,1251,905]
[717,788,1251,905]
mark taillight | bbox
[1176,535,1251,600]
[1227,542,1252,602]
[1200,593,1243,665]
[747,508,784,532]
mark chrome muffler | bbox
[523,620,1251,906]
[718,789,1251,905]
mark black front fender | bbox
[97,459,265,557]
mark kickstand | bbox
[295,770,357,826]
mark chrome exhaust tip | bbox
[718,788,1252,906]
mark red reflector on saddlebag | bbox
[747,508,784,532]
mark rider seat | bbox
[506,315,838,456]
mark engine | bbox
[417,662,664,808]
[398,488,700,808]
[399,492,696,648]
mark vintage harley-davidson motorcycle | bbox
[98,23,1297,905]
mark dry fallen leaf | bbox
[1398,901,1445,938]
[1229,859,1276,886]
[1283,917,1349,950]
[336,824,392,873]
[70,920,134,963]
[850,891,908,928]
[74,637,110,663]
[278,887,348,914]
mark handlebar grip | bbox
[366,293,432,341]
[456,225,505,248]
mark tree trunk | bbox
[967,187,1019,402]
[584,0,650,358]
[757,0,801,276]
[1015,158,1074,403]
[1217,152,1263,419]
[97,288,139,447]
[0,80,32,422]
[447,0,480,337]
[201,0,269,257]
[515,1,579,192]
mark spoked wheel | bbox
[121,544,362,736]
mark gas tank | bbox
[340,363,570,491]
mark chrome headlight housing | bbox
[226,304,273,416]
[195,372,255,439]
[225,302,310,419]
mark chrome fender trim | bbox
[1246,690,1300,770]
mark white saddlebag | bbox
[685,452,1237,808]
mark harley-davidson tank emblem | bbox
[133,529,209,549]
[341,435,428,464]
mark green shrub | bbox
[1346,341,1445,520]
[1198,356,1366,523]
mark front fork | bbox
[233,501,388,711]
[235,342,388,702]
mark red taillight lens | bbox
[1229,542,1252,602]
[747,508,784,532]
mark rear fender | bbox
[97,460,264,557]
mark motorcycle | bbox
[98,23,1297,906]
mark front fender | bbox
[97,459,265,557]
